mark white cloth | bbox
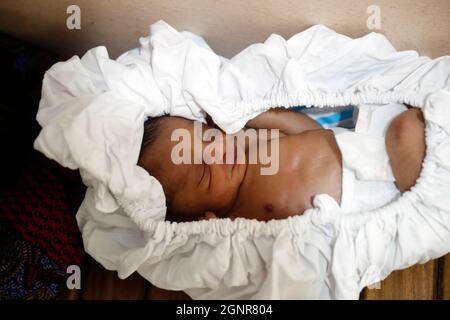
[333,103,405,213]
[339,166,399,213]
[34,20,450,299]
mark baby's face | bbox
[139,117,247,221]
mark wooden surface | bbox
[1,0,450,59]
[80,258,148,300]
[362,260,437,300]
[61,257,189,300]
[440,255,450,300]
[62,255,449,300]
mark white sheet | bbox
[34,21,450,299]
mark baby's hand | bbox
[246,107,321,136]
[198,211,217,220]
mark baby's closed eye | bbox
[197,165,206,187]
[195,164,211,189]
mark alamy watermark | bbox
[66,264,81,289]
[367,5,382,30]
[170,122,280,175]
[66,5,81,30]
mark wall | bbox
[0,0,449,59]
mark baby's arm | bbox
[246,107,321,136]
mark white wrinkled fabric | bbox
[34,20,450,299]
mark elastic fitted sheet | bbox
[34,21,450,299]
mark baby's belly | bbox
[230,129,343,220]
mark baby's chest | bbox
[230,172,312,221]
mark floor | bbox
[2,1,450,59]
[62,254,450,300]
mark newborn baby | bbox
[138,107,425,222]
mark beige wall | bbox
[0,0,449,59]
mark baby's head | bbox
[138,116,247,222]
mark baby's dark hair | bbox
[138,115,177,219]
[139,116,167,161]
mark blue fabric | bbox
[292,105,355,128]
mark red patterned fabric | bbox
[0,32,85,299]
[0,150,85,270]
